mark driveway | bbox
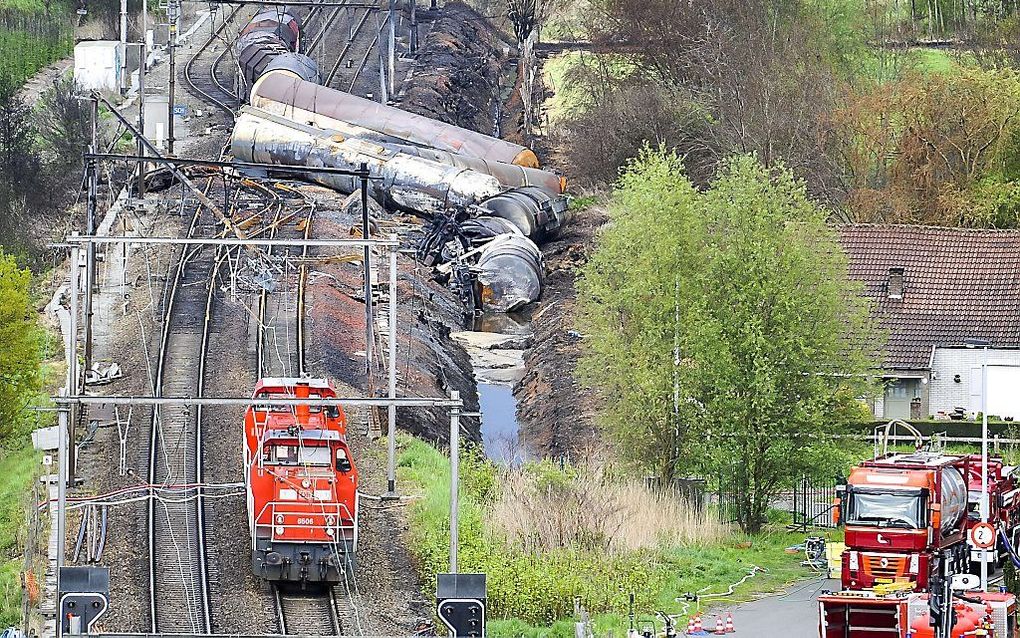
[693,578,836,638]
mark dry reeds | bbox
[488,460,729,554]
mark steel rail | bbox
[184,3,245,116]
[323,5,371,87]
[147,191,213,634]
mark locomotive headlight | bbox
[302,479,311,489]
[314,489,331,501]
[326,515,336,526]
[275,526,284,535]
[275,514,284,524]
[326,528,335,537]
[279,489,298,501]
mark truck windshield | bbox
[847,490,924,529]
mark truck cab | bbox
[842,453,969,591]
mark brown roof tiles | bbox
[838,224,1020,370]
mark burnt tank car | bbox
[236,11,320,97]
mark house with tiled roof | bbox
[838,225,1020,420]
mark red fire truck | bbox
[818,590,1017,638]
[839,451,1020,592]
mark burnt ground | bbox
[396,2,514,137]
[512,202,604,458]
[510,58,606,459]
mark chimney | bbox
[887,267,904,300]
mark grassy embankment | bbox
[397,436,822,638]
[0,0,73,89]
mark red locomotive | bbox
[244,378,358,584]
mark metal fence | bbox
[790,475,841,531]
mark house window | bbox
[888,267,905,300]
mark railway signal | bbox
[437,573,486,638]
[58,566,109,637]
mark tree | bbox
[576,148,708,483]
[834,67,1020,226]
[578,149,877,533]
[694,156,876,533]
[0,251,44,444]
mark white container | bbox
[74,40,122,92]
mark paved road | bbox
[695,578,836,638]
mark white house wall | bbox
[930,348,1020,419]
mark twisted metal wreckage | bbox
[226,13,570,312]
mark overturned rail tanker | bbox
[228,12,569,312]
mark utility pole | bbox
[385,240,398,497]
[83,99,98,384]
[409,0,417,53]
[449,389,461,574]
[377,10,388,103]
[138,0,147,195]
[119,0,128,45]
[388,0,395,97]
[167,0,178,155]
[68,245,81,483]
[360,164,374,375]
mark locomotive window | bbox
[299,446,331,465]
[266,445,299,464]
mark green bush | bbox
[398,437,810,634]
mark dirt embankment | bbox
[513,203,604,458]
[397,2,512,136]
[512,48,607,458]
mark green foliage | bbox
[0,9,72,94]
[0,251,44,444]
[578,149,878,533]
[398,437,810,636]
[0,445,40,626]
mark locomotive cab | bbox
[245,378,358,585]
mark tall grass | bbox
[397,436,809,635]
[490,460,728,554]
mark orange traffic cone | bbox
[712,615,725,635]
[725,613,735,634]
[686,617,697,636]
[693,614,705,635]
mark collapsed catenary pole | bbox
[138,0,147,197]
[91,95,249,244]
[449,389,460,573]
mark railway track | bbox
[146,199,217,633]
[254,183,311,379]
[275,586,343,635]
[184,4,245,117]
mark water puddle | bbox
[452,312,535,464]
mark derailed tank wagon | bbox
[244,378,358,584]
